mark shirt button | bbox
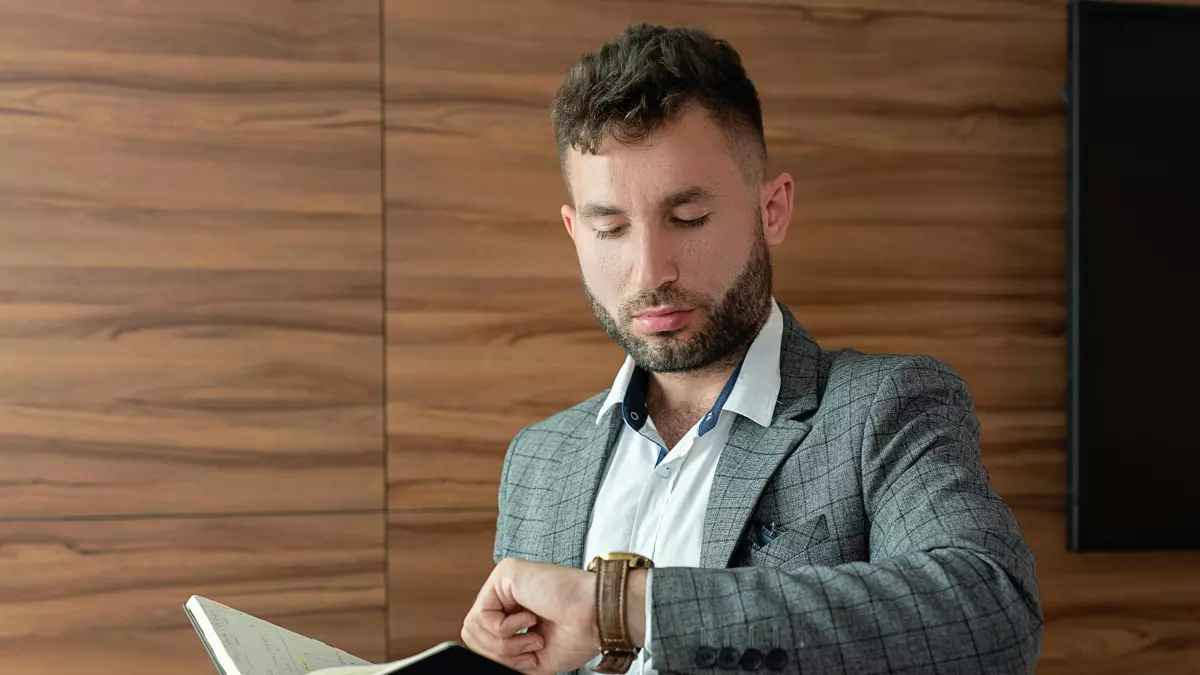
[705,412,713,420]
[656,466,670,478]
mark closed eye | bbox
[675,214,710,228]
[595,225,626,240]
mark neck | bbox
[642,298,774,430]
[646,347,745,415]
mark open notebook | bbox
[184,595,518,675]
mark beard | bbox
[584,225,774,374]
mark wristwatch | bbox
[586,552,654,674]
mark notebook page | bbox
[186,595,373,675]
[300,665,401,675]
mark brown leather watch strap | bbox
[595,557,631,647]
[588,553,653,674]
[593,557,636,674]
[595,651,637,674]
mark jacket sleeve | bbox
[493,427,528,564]
[647,357,1043,674]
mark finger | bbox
[495,631,545,657]
[460,621,490,656]
[470,574,509,615]
[497,610,538,636]
[478,561,523,614]
[462,622,503,660]
[476,606,536,641]
[466,574,527,639]
[511,653,537,673]
[462,621,543,659]
[463,623,539,672]
[465,574,518,639]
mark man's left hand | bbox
[461,557,645,675]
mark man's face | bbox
[561,107,774,373]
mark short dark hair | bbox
[551,24,766,185]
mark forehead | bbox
[565,108,744,208]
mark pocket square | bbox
[747,514,830,549]
[731,513,837,571]
[748,521,777,547]
[749,521,784,550]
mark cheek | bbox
[679,230,737,289]
[579,244,626,298]
[678,233,707,265]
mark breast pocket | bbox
[741,513,840,572]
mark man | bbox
[461,24,1042,675]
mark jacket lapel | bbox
[545,404,623,567]
[699,414,811,567]
[699,304,826,568]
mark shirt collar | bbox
[721,299,783,427]
[596,298,784,430]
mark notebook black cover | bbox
[376,644,522,675]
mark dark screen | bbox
[1069,0,1200,550]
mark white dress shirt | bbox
[581,299,784,675]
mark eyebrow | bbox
[576,185,718,219]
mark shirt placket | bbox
[629,423,677,558]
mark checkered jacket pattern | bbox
[493,303,1042,674]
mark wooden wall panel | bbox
[0,0,385,517]
[0,513,387,675]
[387,510,497,658]
[384,1,623,512]
[1019,506,1200,673]
[384,0,1196,671]
[383,0,1066,507]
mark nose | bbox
[630,223,679,292]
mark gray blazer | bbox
[494,303,1043,674]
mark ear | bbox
[760,172,794,246]
[561,204,577,239]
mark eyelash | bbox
[594,215,710,240]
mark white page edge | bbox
[186,595,242,675]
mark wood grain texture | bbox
[387,510,497,659]
[0,513,387,675]
[0,0,385,517]
[384,0,1064,504]
[1018,505,1200,674]
[378,0,1197,672]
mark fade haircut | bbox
[551,24,767,193]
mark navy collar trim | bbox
[620,359,746,437]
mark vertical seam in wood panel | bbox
[378,0,391,660]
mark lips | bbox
[631,307,694,333]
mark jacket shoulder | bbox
[821,350,970,406]
[510,390,611,457]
